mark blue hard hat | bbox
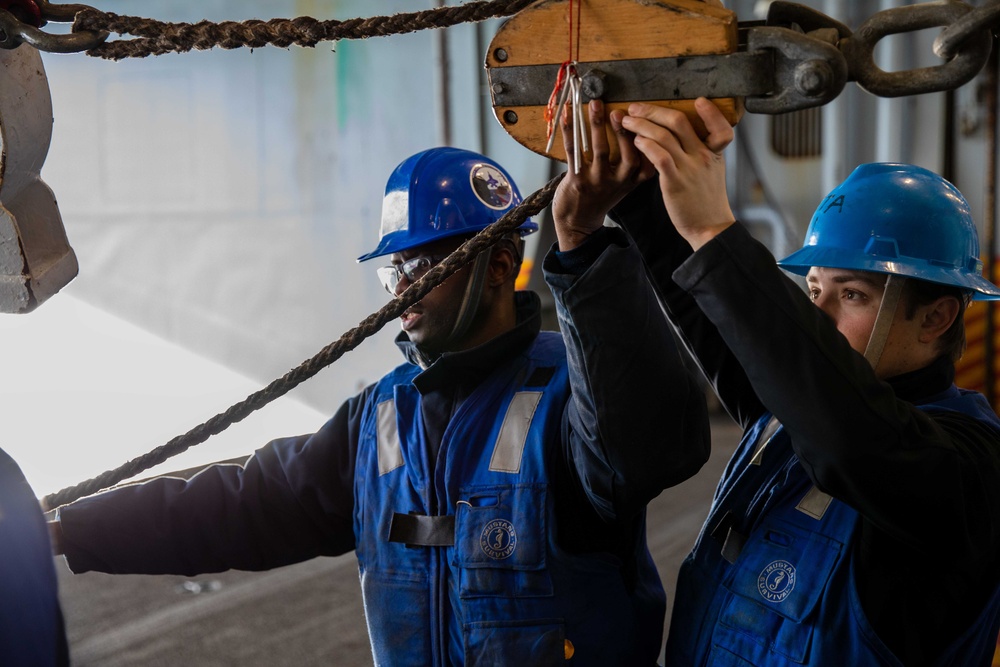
[357,147,537,262]
[778,163,1000,300]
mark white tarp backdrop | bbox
[0,295,330,496]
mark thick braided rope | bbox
[41,173,563,511]
[73,0,535,60]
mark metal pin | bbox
[572,64,590,157]
[575,81,589,157]
[545,74,573,155]
[570,74,584,174]
[570,80,581,174]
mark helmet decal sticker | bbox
[480,519,517,560]
[470,164,514,211]
[758,559,796,603]
[820,194,844,213]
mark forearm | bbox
[544,228,710,521]
[674,223,1000,547]
[675,223,902,459]
[610,180,766,428]
[59,466,272,575]
[59,443,350,575]
[57,407,363,575]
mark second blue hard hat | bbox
[778,162,1000,300]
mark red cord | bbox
[545,0,584,145]
[571,0,581,63]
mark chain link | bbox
[754,0,994,108]
[36,0,90,22]
[839,0,992,98]
[0,0,104,52]
[934,0,1000,60]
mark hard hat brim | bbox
[778,245,1000,301]
[357,222,538,263]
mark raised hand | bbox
[622,97,736,250]
[551,99,656,251]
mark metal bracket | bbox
[744,25,847,114]
[489,51,775,107]
[488,24,848,116]
[0,44,77,312]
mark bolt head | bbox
[795,60,833,97]
[581,72,606,99]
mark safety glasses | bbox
[376,254,450,295]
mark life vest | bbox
[354,332,664,666]
[666,387,1000,666]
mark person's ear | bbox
[487,243,517,287]
[919,296,960,343]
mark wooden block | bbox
[486,0,743,162]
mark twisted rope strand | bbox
[73,0,535,60]
[41,173,564,511]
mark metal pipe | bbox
[875,0,904,163]
[436,0,452,146]
[984,36,998,407]
[942,88,955,182]
[475,21,489,155]
[821,0,851,192]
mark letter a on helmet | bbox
[357,147,537,263]
[779,163,1000,301]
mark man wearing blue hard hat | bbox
[553,97,1000,665]
[50,146,711,665]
